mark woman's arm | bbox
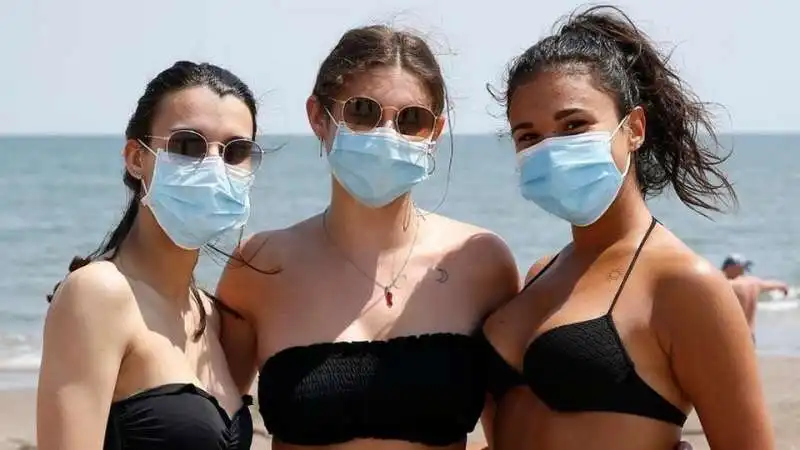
[656,261,773,449]
[477,395,497,450]
[37,264,133,450]
[217,232,274,395]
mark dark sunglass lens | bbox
[397,106,436,140]
[224,140,262,174]
[167,131,207,158]
[342,97,382,132]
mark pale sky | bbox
[0,0,793,135]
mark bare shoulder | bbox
[728,276,753,297]
[524,253,560,284]
[216,216,321,316]
[236,215,321,269]
[423,213,520,311]
[648,244,744,346]
[424,213,514,261]
[730,275,761,290]
[651,244,733,308]
[49,261,135,314]
[46,261,137,341]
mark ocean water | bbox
[0,134,798,389]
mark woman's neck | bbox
[325,181,420,253]
[571,184,654,253]
[117,211,199,302]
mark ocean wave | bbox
[0,332,41,371]
[0,352,40,371]
[0,310,41,324]
[758,300,799,311]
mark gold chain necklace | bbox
[321,208,420,308]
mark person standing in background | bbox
[722,253,789,339]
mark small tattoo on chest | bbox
[435,267,449,283]
[607,268,624,281]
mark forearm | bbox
[761,280,787,292]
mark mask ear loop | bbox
[135,140,159,205]
[620,139,644,179]
[610,114,631,141]
[320,107,344,158]
[611,115,633,177]
[423,136,439,176]
[425,151,436,176]
[409,139,437,176]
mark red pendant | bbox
[384,289,393,308]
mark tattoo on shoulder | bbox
[435,267,449,283]
[607,268,624,281]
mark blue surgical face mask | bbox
[516,119,630,227]
[325,123,435,208]
[139,148,252,250]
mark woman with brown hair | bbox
[218,25,518,450]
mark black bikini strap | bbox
[607,217,658,313]
[521,254,560,292]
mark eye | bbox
[515,132,541,146]
[563,120,589,133]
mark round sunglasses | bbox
[144,130,264,176]
[331,96,438,141]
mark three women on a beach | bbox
[36,4,772,450]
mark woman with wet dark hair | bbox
[217,25,519,450]
[481,5,772,450]
[37,61,264,450]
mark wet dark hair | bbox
[492,5,737,214]
[46,61,260,339]
[312,24,447,116]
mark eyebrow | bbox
[169,127,249,142]
[169,126,203,135]
[510,108,586,134]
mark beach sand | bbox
[2,355,797,449]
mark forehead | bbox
[151,86,254,139]
[508,69,618,122]
[337,65,432,109]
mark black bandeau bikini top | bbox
[104,383,252,450]
[258,333,488,445]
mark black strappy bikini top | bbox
[104,383,253,450]
[484,218,686,426]
[258,333,487,446]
